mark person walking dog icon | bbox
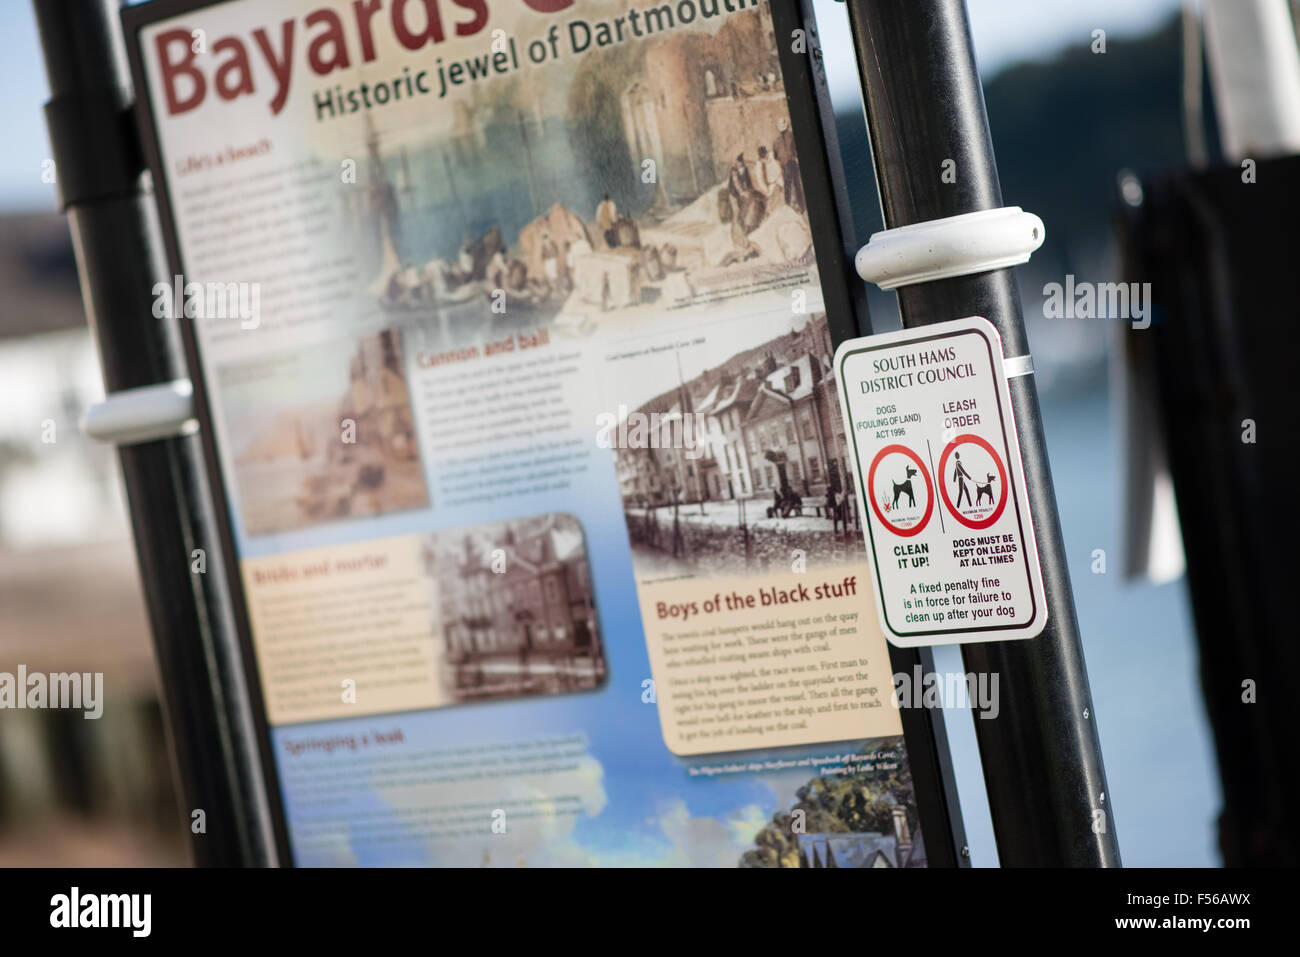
[953,452,973,509]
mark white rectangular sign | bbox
[835,316,1047,647]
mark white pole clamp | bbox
[855,206,1046,289]
[81,379,198,446]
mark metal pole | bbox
[34,0,275,866]
[843,0,1121,866]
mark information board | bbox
[125,0,942,867]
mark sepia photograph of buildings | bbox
[605,313,865,577]
[421,513,606,703]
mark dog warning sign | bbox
[835,316,1047,647]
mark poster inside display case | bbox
[124,0,946,867]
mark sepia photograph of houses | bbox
[603,312,866,578]
[219,327,428,537]
[420,513,606,703]
[341,3,816,348]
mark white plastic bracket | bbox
[1004,354,1035,378]
[855,206,1046,290]
[81,379,198,446]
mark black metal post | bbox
[35,0,274,866]
[843,0,1121,866]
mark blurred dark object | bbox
[0,213,83,337]
[988,17,1190,278]
[1117,155,1300,866]
[0,697,186,866]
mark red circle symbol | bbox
[938,434,1008,529]
[866,445,934,537]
